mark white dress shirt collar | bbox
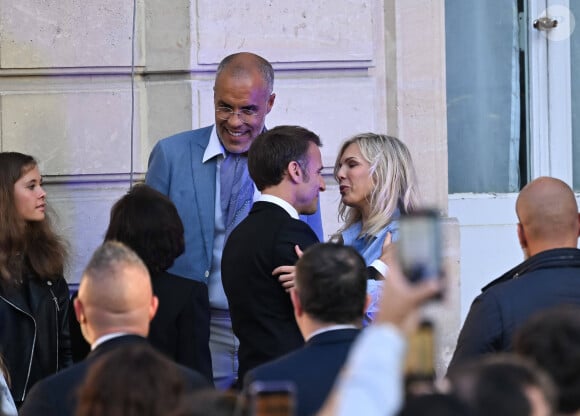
[306,324,358,342]
[203,125,226,163]
[91,332,130,350]
[258,194,299,219]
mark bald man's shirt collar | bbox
[203,126,226,162]
[91,332,131,350]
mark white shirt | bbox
[258,194,299,219]
[306,324,358,342]
[91,332,130,350]
[204,127,259,310]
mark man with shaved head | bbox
[448,177,580,373]
[146,52,323,388]
[20,241,208,416]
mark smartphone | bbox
[397,209,443,283]
[404,320,436,394]
[248,381,296,416]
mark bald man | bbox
[448,177,580,373]
[146,52,323,388]
[20,242,208,416]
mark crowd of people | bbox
[1,51,579,416]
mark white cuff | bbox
[370,259,389,278]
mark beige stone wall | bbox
[0,0,389,278]
[0,0,459,371]
[385,0,459,372]
[1,0,142,281]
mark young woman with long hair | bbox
[0,152,71,405]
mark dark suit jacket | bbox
[448,247,580,373]
[149,271,212,382]
[68,272,213,382]
[19,335,209,416]
[222,201,319,384]
[244,328,360,416]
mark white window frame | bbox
[450,0,576,320]
[528,0,573,184]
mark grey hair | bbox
[83,240,146,279]
[215,52,274,94]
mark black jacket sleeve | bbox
[54,278,73,370]
[447,291,503,374]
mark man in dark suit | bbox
[222,125,326,386]
[146,52,322,388]
[244,243,369,416]
[19,241,208,416]
[448,176,580,373]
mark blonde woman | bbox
[333,133,420,323]
[275,134,420,324]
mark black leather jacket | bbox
[0,273,72,403]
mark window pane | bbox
[446,1,521,193]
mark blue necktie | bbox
[220,152,254,238]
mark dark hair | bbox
[216,52,274,94]
[248,125,321,191]
[75,343,188,416]
[295,243,367,324]
[447,354,556,416]
[514,305,580,414]
[0,152,67,283]
[104,184,184,274]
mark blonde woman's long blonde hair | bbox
[333,133,420,240]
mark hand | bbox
[379,232,396,266]
[272,245,303,292]
[274,265,296,291]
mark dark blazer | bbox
[222,201,319,384]
[448,247,580,373]
[149,271,212,381]
[244,328,360,416]
[68,291,90,363]
[19,335,209,416]
[68,272,213,382]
